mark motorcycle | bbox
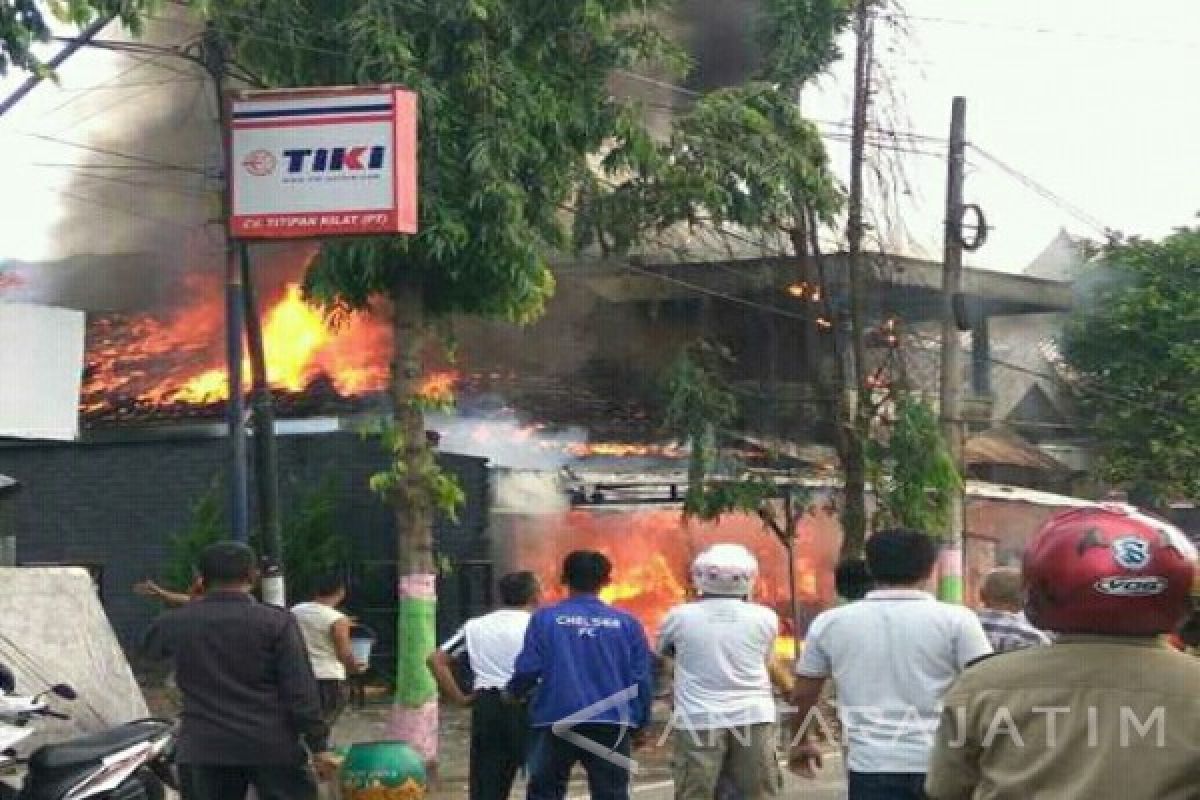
[0,666,175,800]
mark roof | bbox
[965,428,1073,472]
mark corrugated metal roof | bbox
[966,429,1070,472]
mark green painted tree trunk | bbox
[385,283,439,764]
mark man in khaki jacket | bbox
[926,505,1200,800]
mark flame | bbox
[82,274,393,417]
[418,370,459,404]
[508,508,843,649]
[567,442,686,459]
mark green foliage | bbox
[578,83,843,254]
[0,0,168,76]
[163,483,224,590]
[1061,228,1200,501]
[161,477,351,600]
[662,342,811,539]
[206,0,680,320]
[368,422,466,522]
[867,394,962,537]
[756,0,853,86]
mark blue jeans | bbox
[526,724,632,800]
[847,771,926,800]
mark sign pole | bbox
[204,25,250,544]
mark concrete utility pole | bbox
[202,26,250,546]
[938,96,967,603]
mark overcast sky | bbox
[1,0,1197,273]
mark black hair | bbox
[311,571,347,599]
[864,528,938,586]
[561,550,612,594]
[834,558,873,601]
[498,571,540,606]
[198,541,257,586]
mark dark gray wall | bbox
[0,429,491,674]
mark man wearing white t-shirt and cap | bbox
[428,571,541,800]
[658,544,783,799]
[787,528,991,800]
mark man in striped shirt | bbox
[976,568,1051,653]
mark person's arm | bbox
[787,676,827,777]
[924,687,980,800]
[787,615,831,778]
[134,580,192,608]
[427,626,473,706]
[507,613,545,700]
[141,614,173,663]
[275,615,331,755]
[331,617,365,675]
[629,619,654,732]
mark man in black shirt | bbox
[144,542,334,800]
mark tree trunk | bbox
[839,0,875,558]
[386,281,439,765]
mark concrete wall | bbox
[0,430,490,671]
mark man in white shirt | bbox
[787,528,991,800]
[428,571,541,800]
[659,544,783,800]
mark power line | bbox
[1,131,203,173]
[968,144,1110,237]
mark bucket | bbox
[349,624,376,667]
[339,740,427,800]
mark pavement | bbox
[333,703,849,799]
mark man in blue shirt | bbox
[508,550,653,800]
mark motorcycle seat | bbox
[30,721,166,772]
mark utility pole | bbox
[202,25,250,545]
[242,245,287,606]
[938,96,967,603]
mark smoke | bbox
[673,0,762,90]
[24,12,220,313]
[428,405,587,472]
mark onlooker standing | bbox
[926,505,1200,800]
[144,542,334,800]
[508,551,653,800]
[292,573,365,749]
[427,571,542,800]
[659,544,782,800]
[787,528,992,800]
[975,567,1051,653]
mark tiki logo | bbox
[281,146,387,174]
[241,149,277,176]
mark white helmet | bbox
[691,544,759,597]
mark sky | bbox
[0,1,1197,273]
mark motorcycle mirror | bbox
[50,685,77,701]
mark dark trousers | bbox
[470,690,530,800]
[316,679,347,752]
[179,763,317,800]
[526,724,632,800]
[847,771,926,800]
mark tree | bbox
[1061,228,1200,503]
[0,0,163,76]
[663,342,811,653]
[867,394,961,535]
[204,0,678,761]
[577,1,897,558]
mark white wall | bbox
[0,303,85,441]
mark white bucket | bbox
[350,627,376,665]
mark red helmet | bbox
[1023,504,1197,635]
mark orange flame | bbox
[507,508,843,654]
[418,370,460,404]
[83,278,394,415]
